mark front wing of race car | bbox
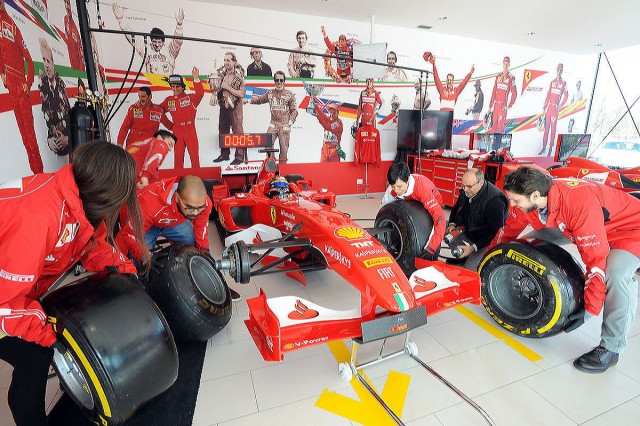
[244,258,480,362]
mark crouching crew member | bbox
[116,176,241,301]
[489,166,640,373]
[380,162,445,260]
[447,168,508,270]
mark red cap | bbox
[503,56,510,63]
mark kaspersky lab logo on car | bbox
[506,249,547,276]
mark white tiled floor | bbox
[2,193,640,425]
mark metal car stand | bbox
[338,332,496,426]
[358,162,373,199]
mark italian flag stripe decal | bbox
[394,293,409,312]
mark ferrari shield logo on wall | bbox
[270,206,276,224]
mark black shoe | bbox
[537,146,546,156]
[573,345,619,373]
[213,155,229,163]
[229,287,241,302]
[230,158,244,166]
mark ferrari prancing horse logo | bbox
[270,206,276,224]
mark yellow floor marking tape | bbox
[454,306,543,362]
[314,340,410,425]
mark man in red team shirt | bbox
[313,100,344,162]
[354,122,380,166]
[539,63,568,156]
[160,67,204,168]
[0,0,42,174]
[489,167,640,373]
[116,176,242,301]
[63,0,83,70]
[429,55,474,111]
[118,87,173,148]
[356,78,383,128]
[126,129,177,189]
[488,56,517,134]
[380,162,445,260]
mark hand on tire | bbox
[52,338,66,354]
[564,309,593,332]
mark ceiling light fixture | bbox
[417,25,433,30]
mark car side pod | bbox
[244,260,481,363]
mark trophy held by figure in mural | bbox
[303,81,325,115]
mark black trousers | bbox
[0,336,53,426]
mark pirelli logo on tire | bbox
[506,249,547,275]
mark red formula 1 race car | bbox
[548,156,640,199]
[214,155,480,364]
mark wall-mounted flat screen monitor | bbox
[554,133,591,162]
[396,109,453,151]
[468,133,512,152]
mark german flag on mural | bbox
[521,69,548,95]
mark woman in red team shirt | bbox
[0,142,148,426]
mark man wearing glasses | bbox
[244,71,297,163]
[117,175,242,301]
[446,169,508,270]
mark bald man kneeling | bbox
[117,175,241,301]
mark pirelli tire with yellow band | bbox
[145,244,232,342]
[42,273,179,426]
[478,240,584,338]
[374,200,435,276]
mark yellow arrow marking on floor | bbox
[455,305,543,362]
[314,341,410,425]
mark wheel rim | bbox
[190,256,227,304]
[53,349,95,410]
[375,219,404,261]
[487,264,544,320]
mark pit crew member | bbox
[489,166,640,373]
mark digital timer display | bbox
[218,133,273,148]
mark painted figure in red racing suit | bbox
[539,63,568,156]
[63,0,84,70]
[489,167,640,373]
[313,101,343,162]
[321,26,353,82]
[357,78,383,127]
[160,67,204,168]
[488,56,517,134]
[0,1,42,174]
[380,162,445,259]
[429,55,474,111]
[127,129,177,188]
[118,86,173,148]
[0,142,145,426]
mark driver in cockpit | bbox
[269,176,291,199]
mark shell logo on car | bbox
[334,226,366,240]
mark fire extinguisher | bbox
[68,97,95,150]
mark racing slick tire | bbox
[42,273,179,426]
[145,244,232,342]
[374,200,434,276]
[478,240,584,338]
[284,174,308,190]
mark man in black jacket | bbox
[446,168,508,270]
